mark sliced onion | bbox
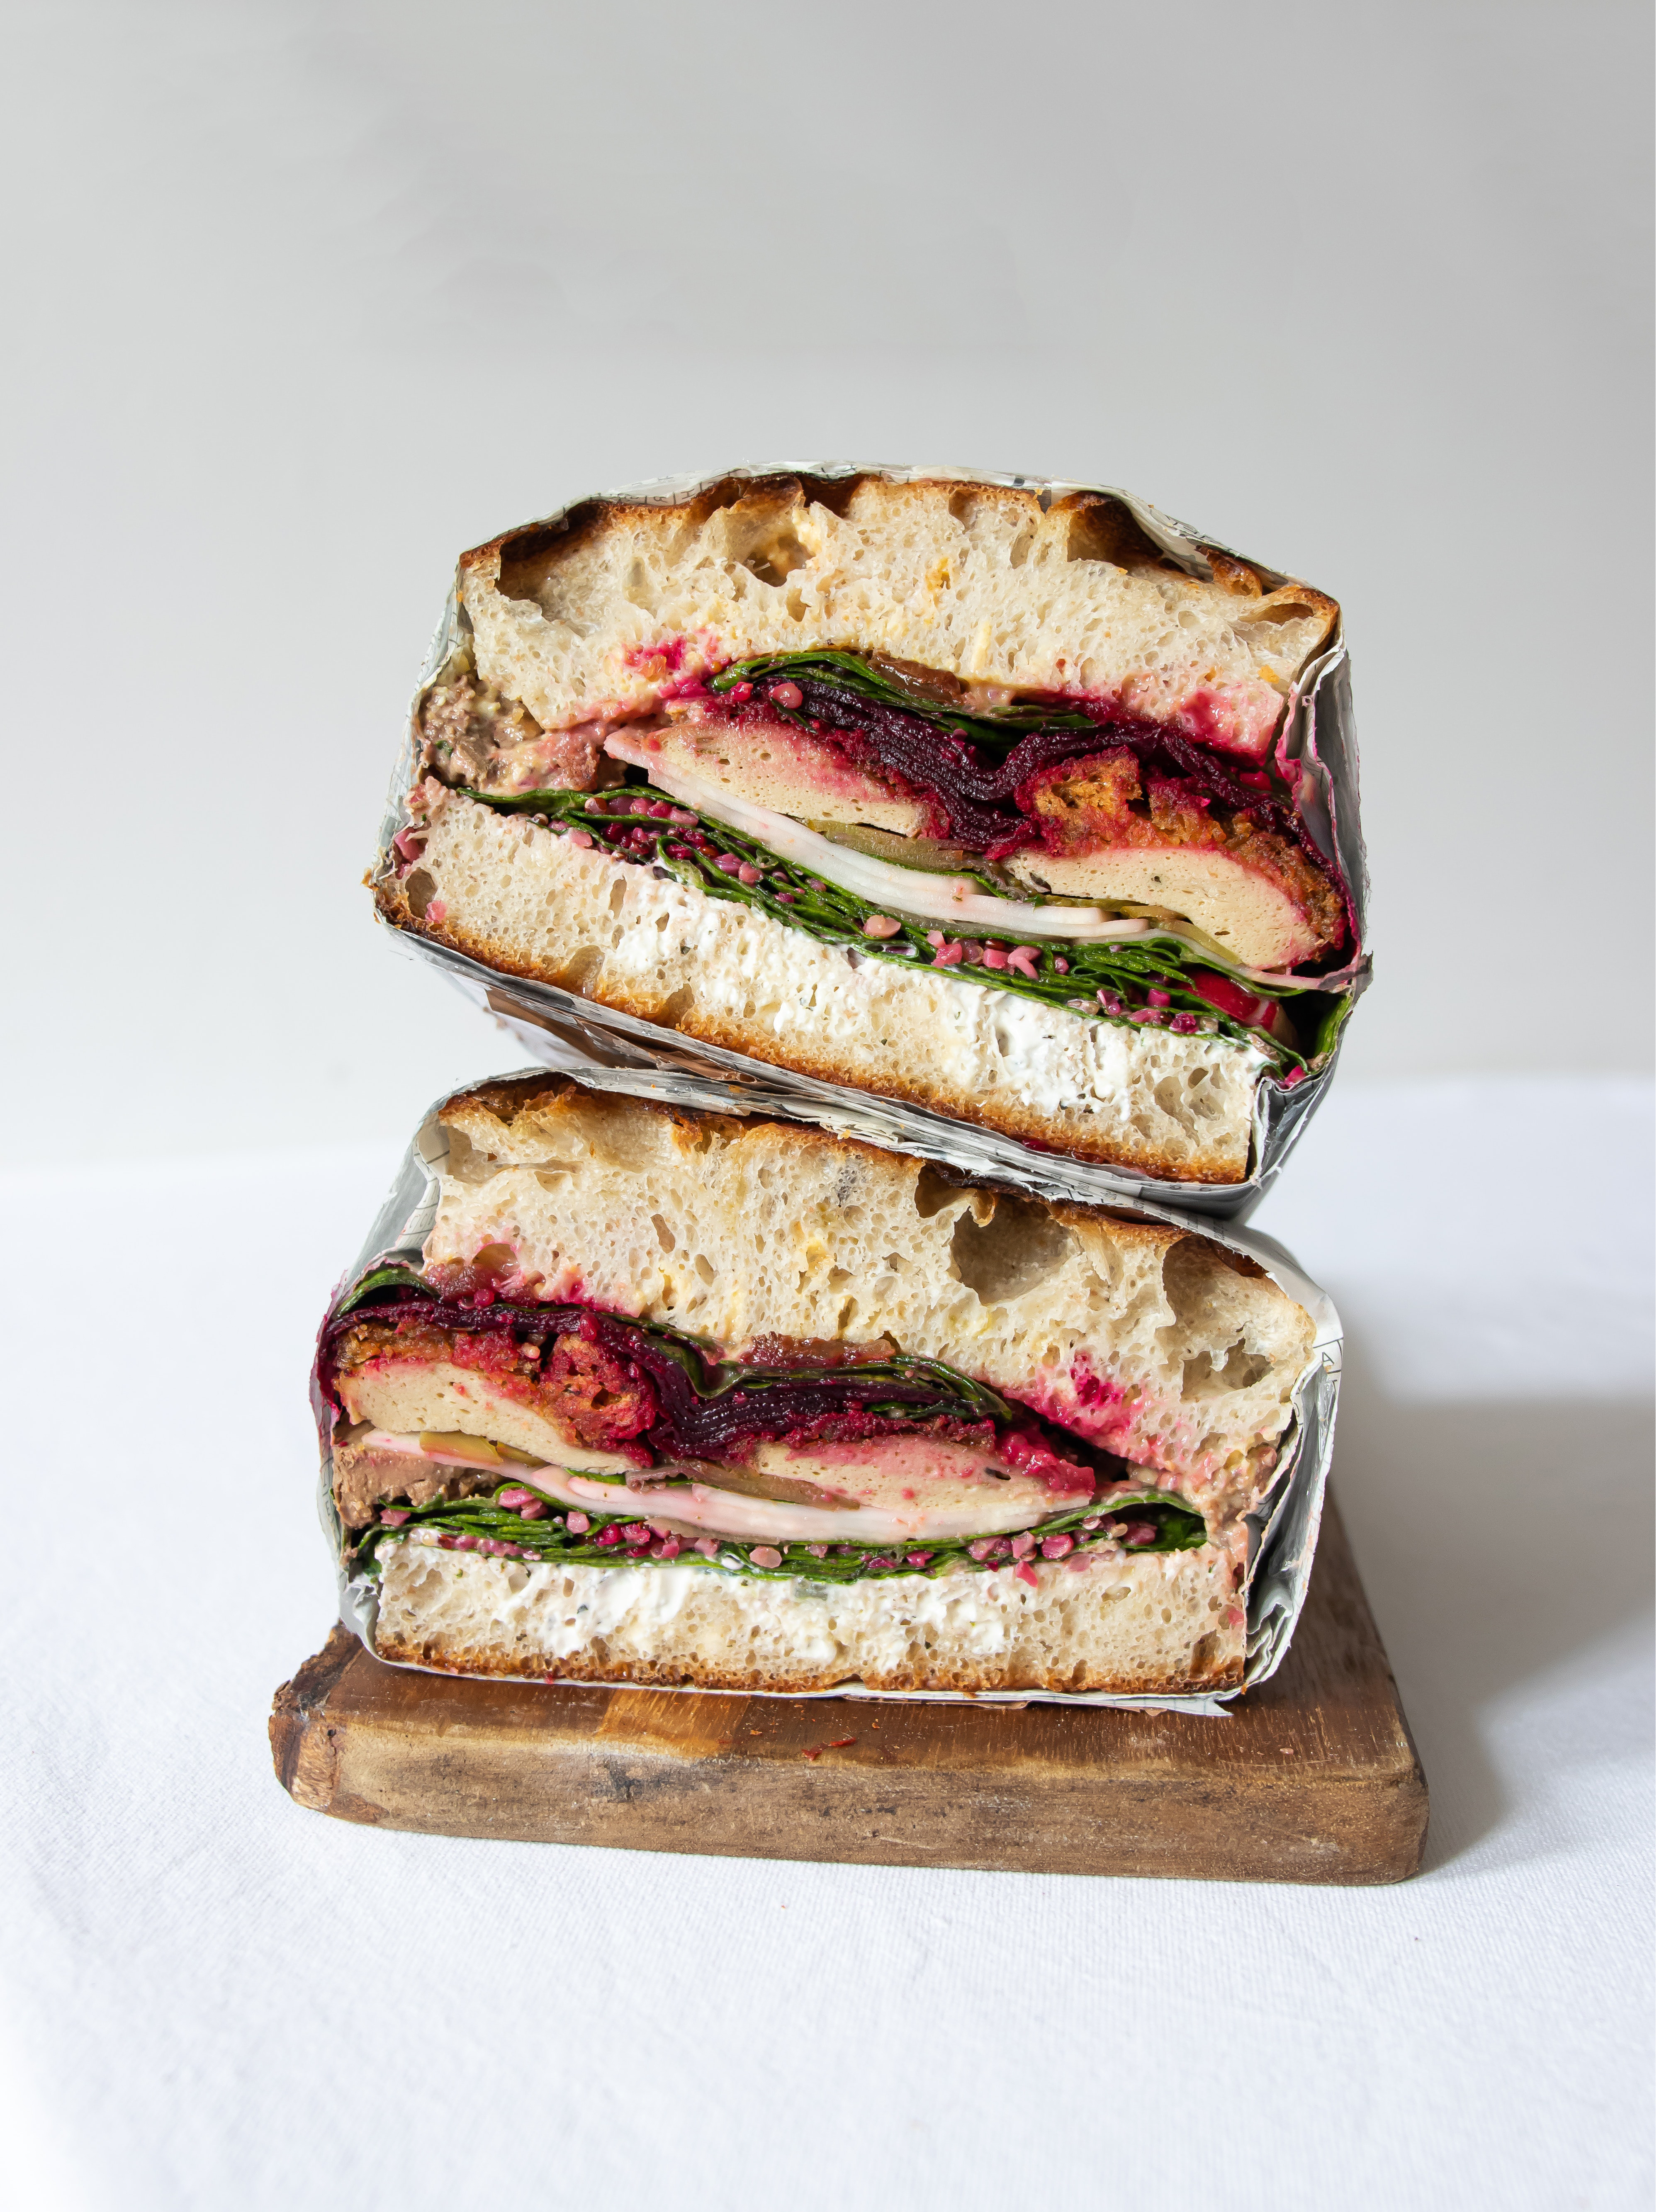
[547,1469,1049,1545]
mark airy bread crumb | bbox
[382,798,1269,1184]
[373,1541,1245,1695]
[459,472,1335,744]
[423,1077,1314,1531]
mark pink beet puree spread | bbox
[613,632,723,704]
[1017,1356,1236,1498]
[608,638,1284,763]
[1113,677,1284,764]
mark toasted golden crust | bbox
[462,470,1333,622]
[368,1633,1245,1698]
[435,1072,1279,1298]
[438,1072,1233,1255]
[453,470,1339,747]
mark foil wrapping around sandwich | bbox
[370,463,1370,1223]
[318,1082,1342,1718]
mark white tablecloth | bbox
[1,1078,1650,2211]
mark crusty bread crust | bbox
[457,472,1338,750]
[372,1539,1245,1695]
[421,1075,1314,1532]
[378,795,1269,1184]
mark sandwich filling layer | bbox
[353,1471,1206,1580]
[402,643,1353,1072]
[322,1270,1214,1576]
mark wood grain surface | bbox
[270,1499,1428,1884]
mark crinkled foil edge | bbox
[371,462,1371,1223]
[318,1086,1341,1718]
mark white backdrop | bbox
[2,0,1652,1162]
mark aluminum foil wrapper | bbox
[370,463,1370,1223]
[318,1081,1342,1718]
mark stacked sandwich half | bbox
[322,467,1355,1704]
[375,470,1366,1192]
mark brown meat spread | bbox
[331,1430,494,1530]
[421,676,623,795]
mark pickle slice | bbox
[418,1432,502,1467]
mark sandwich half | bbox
[374,469,1361,1187]
[318,1076,1320,1696]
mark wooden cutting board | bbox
[270,1498,1427,1884]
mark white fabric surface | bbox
[0,1077,1650,2212]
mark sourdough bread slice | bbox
[421,1077,1316,1534]
[379,795,1270,1184]
[460,472,1337,753]
[372,1539,1245,1695]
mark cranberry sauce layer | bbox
[323,1292,1103,1488]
